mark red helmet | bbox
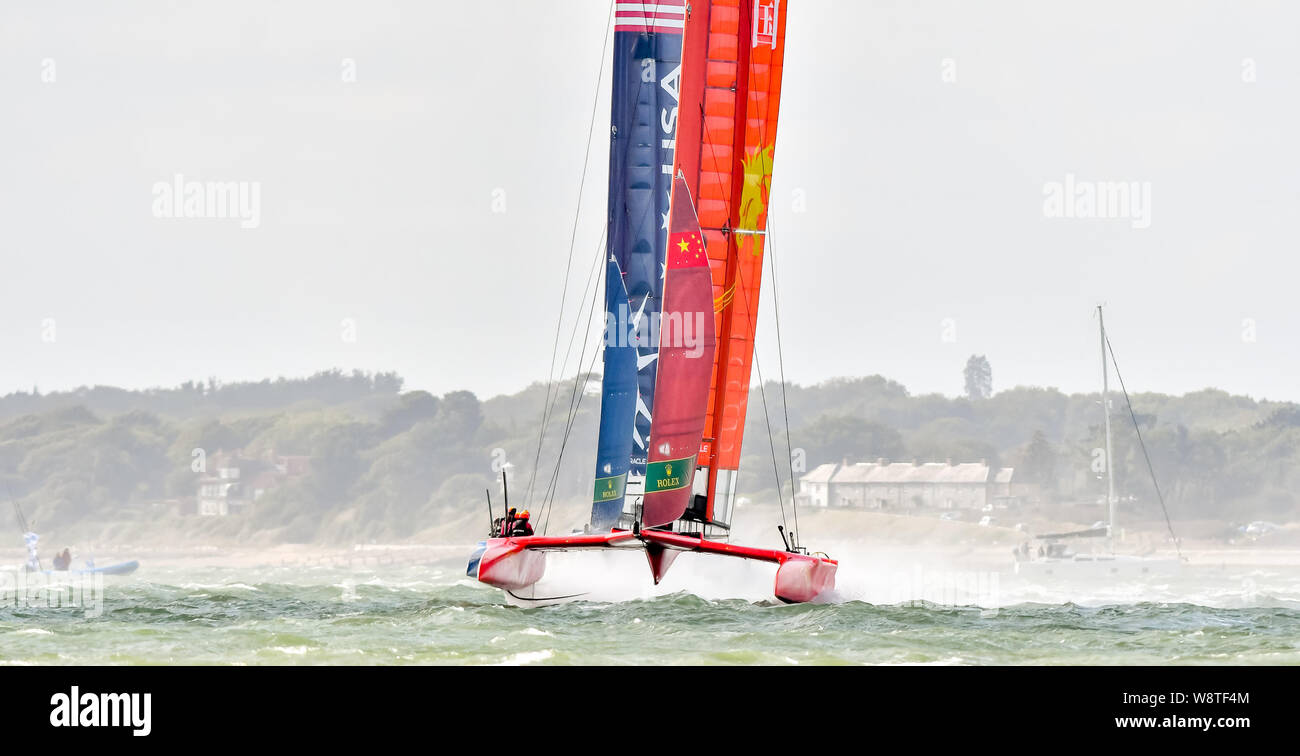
[518,510,530,519]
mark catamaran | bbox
[1014,306,1182,578]
[467,0,837,604]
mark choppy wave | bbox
[1,562,1298,665]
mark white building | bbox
[798,459,1015,512]
[197,461,244,516]
[195,451,311,516]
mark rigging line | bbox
[540,296,607,536]
[536,231,607,519]
[528,225,607,511]
[1104,334,1183,560]
[764,216,799,546]
[743,24,799,544]
[524,0,616,509]
[544,250,604,509]
[538,238,609,532]
[750,331,791,536]
[537,226,608,468]
[540,336,605,535]
[737,255,790,538]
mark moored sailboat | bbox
[1014,306,1182,578]
[468,0,837,604]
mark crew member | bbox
[511,510,534,537]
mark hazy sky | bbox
[2,1,1297,403]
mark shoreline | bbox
[5,505,1298,571]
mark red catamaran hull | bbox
[472,530,837,604]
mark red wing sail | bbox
[642,177,717,528]
[675,0,789,526]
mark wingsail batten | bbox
[591,256,638,531]
[606,1,687,480]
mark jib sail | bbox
[642,177,716,528]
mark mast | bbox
[1099,305,1117,551]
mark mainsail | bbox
[642,177,716,528]
[599,0,687,486]
[674,0,790,527]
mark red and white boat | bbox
[468,0,837,604]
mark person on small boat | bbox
[499,508,517,537]
[53,549,72,571]
[511,510,534,537]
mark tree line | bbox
[1,368,1295,544]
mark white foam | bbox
[492,649,554,666]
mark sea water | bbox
[2,557,1298,665]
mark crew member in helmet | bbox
[511,509,534,537]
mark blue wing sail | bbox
[606,5,685,478]
[591,256,638,530]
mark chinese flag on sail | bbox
[667,229,708,270]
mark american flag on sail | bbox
[614,1,687,34]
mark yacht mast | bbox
[1098,305,1117,551]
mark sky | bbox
[1,0,1297,403]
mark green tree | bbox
[795,415,905,465]
[379,391,440,438]
[964,355,992,400]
